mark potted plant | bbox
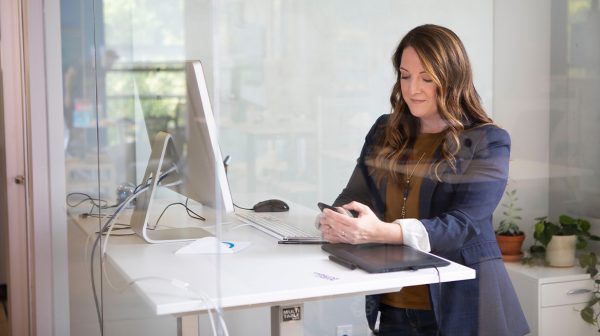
[522,215,600,329]
[580,254,600,331]
[495,189,525,262]
[525,215,600,267]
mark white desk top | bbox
[73,200,475,317]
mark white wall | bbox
[493,0,551,249]
[214,0,495,210]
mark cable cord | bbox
[233,202,254,211]
[89,168,202,330]
[68,165,175,215]
[66,192,117,214]
[67,178,145,216]
[151,199,205,230]
[90,184,150,328]
[66,192,108,208]
[98,235,229,335]
[170,278,229,336]
[434,266,442,336]
[100,274,229,336]
[101,199,206,255]
[89,168,206,331]
[185,198,205,220]
[98,169,188,269]
[99,184,151,262]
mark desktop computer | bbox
[129,61,233,243]
[130,60,321,244]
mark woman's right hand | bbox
[318,201,403,245]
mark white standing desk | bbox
[74,202,475,336]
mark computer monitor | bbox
[129,61,234,243]
[182,61,234,214]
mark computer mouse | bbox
[253,199,290,212]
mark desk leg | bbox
[177,315,199,336]
[270,303,304,336]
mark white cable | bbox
[101,185,149,258]
[101,214,122,258]
[84,221,129,262]
[229,223,259,231]
[84,225,96,263]
[101,275,228,336]
[97,170,182,266]
[93,181,230,336]
[89,171,173,330]
[174,280,229,336]
[89,184,150,328]
[159,180,183,188]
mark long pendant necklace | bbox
[401,152,426,219]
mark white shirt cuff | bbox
[394,218,431,252]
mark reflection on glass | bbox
[550,0,600,238]
[57,0,600,335]
[214,1,493,208]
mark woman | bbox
[318,24,529,336]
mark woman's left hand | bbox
[319,201,403,244]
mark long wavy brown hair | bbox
[372,24,492,182]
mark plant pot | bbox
[545,235,576,267]
[496,234,525,262]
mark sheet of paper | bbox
[175,236,250,254]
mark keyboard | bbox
[236,211,322,240]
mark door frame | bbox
[1,0,67,335]
[0,0,33,334]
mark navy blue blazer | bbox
[334,114,529,336]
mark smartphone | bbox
[317,202,341,213]
[317,202,355,217]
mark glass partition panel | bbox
[52,0,600,335]
[212,1,493,335]
[216,0,494,208]
[60,0,495,335]
[62,0,223,335]
[549,0,600,245]
[60,0,105,334]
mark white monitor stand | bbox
[130,132,213,243]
